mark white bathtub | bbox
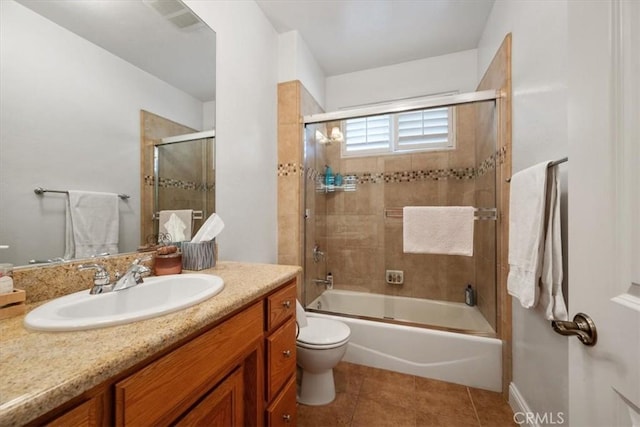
[308,289,495,333]
[307,290,502,392]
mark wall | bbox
[325,49,478,111]
[0,1,203,265]
[478,1,569,423]
[278,31,326,109]
[185,1,279,263]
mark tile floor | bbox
[297,362,516,427]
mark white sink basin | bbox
[24,274,224,332]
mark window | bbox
[342,107,455,157]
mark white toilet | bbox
[296,301,351,406]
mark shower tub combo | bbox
[307,290,502,392]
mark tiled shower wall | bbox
[309,104,499,319]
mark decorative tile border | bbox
[277,163,304,176]
[476,146,507,178]
[144,175,214,192]
[293,147,507,184]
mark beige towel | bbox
[402,206,475,256]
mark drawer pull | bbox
[282,414,291,423]
[282,300,291,309]
[282,350,291,358]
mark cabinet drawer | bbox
[115,302,263,427]
[266,376,297,427]
[266,281,296,332]
[266,317,296,401]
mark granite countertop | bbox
[0,261,301,426]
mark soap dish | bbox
[0,289,26,320]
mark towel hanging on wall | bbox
[66,191,120,259]
[507,161,568,320]
[402,206,475,256]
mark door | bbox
[568,1,639,426]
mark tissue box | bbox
[182,239,216,271]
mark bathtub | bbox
[306,290,502,392]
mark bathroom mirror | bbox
[0,0,216,266]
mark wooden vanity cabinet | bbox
[114,301,263,426]
[36,279,298,427]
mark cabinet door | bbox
[266,376,297,427]
[46,396,102,427]
[175,368,244,427]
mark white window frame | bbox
[341,106,456,158]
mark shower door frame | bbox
[301,89,503,335]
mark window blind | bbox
[344,114,391,153]
[397,107,450,147]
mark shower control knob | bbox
[282,300,291,309]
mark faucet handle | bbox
[78,264,110,286]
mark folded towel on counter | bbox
[507,161,568,320]
[402,206,475,256]
[67,191,119,259]
[159,210,193,242]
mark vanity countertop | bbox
[0,261,301,426]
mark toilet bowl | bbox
[296,302,351,406]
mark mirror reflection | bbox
[0,0,216,266]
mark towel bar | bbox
[506,157,568,183]
[384,207,497,221]
[34,187,130,200]
[153,211,204,221]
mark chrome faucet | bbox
[112,259,152,292]
[78,258,151,295]
[78,263,114,294]
[312,272,333,289]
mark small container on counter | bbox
[154,246,182,275]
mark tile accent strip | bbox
[144,175,214,192]
[290,148,507,184]
[278,163,304,176]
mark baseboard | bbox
[509,382,540,427]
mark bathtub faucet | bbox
[312,272,333,289]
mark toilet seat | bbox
[297,317,351,349]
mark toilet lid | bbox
[297,317,351,346]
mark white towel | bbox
[402,206,475,256]
[539,167,568,320]
[159,210,193,242]
[507,162,568,320]
[66,191,119,259]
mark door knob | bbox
[551,312,597,346]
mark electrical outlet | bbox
[385,269,404,285]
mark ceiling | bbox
[16,0,216,102]
[256,0,495,76]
